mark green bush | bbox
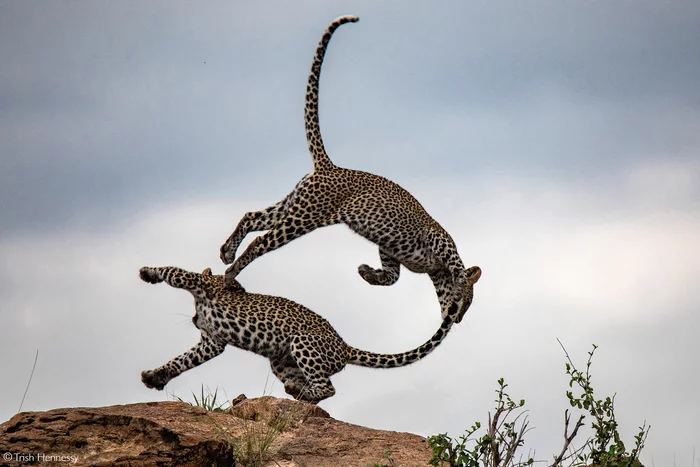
[428,343,649,467]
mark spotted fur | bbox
[220,16,477,323]
[140,265,481,403]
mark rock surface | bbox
[0,396,432,466]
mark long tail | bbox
[305,15,359,170]
[347,266,481,369]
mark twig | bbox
[564,438,592,466]
[551,409,585,467]
[489,407,505,467]
[18,349,39,413]
[503,416,530,467]
[556,338,573,367]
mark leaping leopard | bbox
[220,15,477,323]
[140,265,481,403]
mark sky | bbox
[1,0,699,464]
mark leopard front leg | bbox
[430,269,456,322]
[358,248,401,286]
[220,194,293,265]
[141,334,225,390]
[425,229,471,298]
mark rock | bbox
[230,394,247,408]
[0,397,432,466]
[229,395,330,429]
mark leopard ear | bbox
[465,266,481,283]
[201,267,212,276]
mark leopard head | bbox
[200,267,246,295]
[455,266,481,324]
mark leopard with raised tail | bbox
[220,15,478,323]
[140,265,481,403]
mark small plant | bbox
[428,378,534,467]
[368,449,396,467]
[174,385,230,412]
[429,343,650,467]
[558,340,649,467]
[233,376,308,467]
[18,349,39,413]
[236,417,282,467]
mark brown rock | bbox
[230,394,247,408]
[0,397,432,466]
[229,395,330,429]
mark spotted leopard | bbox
[140,265,481,403]
[220,16,477,323]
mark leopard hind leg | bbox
[269,354,308,399]
[288,336,337,403]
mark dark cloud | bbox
[1,1,699,235]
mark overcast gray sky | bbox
[1,1,699,464]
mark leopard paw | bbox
[141,369,169,390]
[139,267,163,284]
[220,242,236,265]
[358,264,381,285]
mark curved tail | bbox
[305,15,359,170]
[348,266,482,369]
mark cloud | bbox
[1,169,698,464]
[1,1,698,235]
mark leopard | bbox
[220,15,478,323]
[139,265,481,403]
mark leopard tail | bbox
[346,301,462,369]
[305,15,359,171]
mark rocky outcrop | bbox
[0,396,432,466]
